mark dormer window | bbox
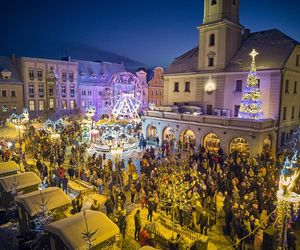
[209,34,215,46]
[1,69,12,80]
[80,72,86,78]
[101,73,107,79]
[91,73,97,78]
[211,0,217,5]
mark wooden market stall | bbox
[46,210,120,250]
[0,172,41,208]
[16,187,71,233]
[0,161,19,177]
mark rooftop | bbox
[0,56,23,85]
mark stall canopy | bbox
[139,247,158,250]
[16,187,71,217]
[46,210,119,250]
[0,172,41,192]
[0,161,19,176]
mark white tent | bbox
[16,187,71,217]
[0,172,41,192]
[0,161,19,176]
[46,210,119,250]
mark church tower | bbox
[198,0,244,71]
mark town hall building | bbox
[142,0,300,156]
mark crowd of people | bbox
[0,119,299,250]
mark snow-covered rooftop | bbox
[46,210,119,250]
[0,172,41,192]
[16,187,71,217]
[0,161,19,175]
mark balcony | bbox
[143,111,276,131]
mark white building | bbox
[142,0,300,156]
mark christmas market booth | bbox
[16,187,71,233]
[146,214,209,250]
[0,161,19,177]
[139,246,158,250]
[46,210,120,250]
[0,172,41,209]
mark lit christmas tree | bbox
[238,49,264,119]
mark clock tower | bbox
[198,0,244,71]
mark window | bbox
[38,100,44,111]
[208,57,214,67]
[1,90,7,97]
[207,105,213,115]
[11,105,16,112]
[173,82,179,92]
[285,80,289,93]
[49,98,54,109]
[296,55,299,67]
[70,85,75,97]
[291,106,295,119]
[234,105,240,117]
[88,90,92,96]
[38,83,44,97]
[235,80,242,92]
[62,100,67,110]
[69,71,74,82]
[257,79,261,89]
[283,107,287,121]
[28,69,34,80]
[81,101,85,108]
[82,90,86,96]
[88,101,92,107]
[70,100,75,110]
[37,69,43,80]
[11,90,16,97]
[233,0,236,5]
[151,90,154,95]
[49,85,54,96]
[62,71,67,82]
[209,34,215,46]
[211,0,217,5]
[2,105,8,112]
[29,84,34,97]
[184,82,190,92]
[29,100,35,111]
[156,90,158,96]
[98,91,102,96]
[61,84,66,97]
[294,81,297,94]
[280,132,286,147]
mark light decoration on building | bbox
[204,75,216,95]
[148,102,156,111]
[7,108,29,141]
[276,152,300,249]
[112,93,141,120]
[238,49,264,120]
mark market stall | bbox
[46,210,120,250]
[0,172,41,208]
[16,187,71,233]
[0,161,19,177]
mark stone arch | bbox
[147,124,157,141]
[203,132,221,151]
[180,129,196,150]
[162,126,175,144]
[229,137,250,157]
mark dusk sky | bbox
[1,0,300,68]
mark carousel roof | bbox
[46,210,119,250]
[0,161,19,175]
[0,172,41,192]
[16,187,71,217]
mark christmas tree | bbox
[238,49,264,119]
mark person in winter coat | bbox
[254,229,263,250]
[199,211,209,235]
[105,196,114,216]
[134,210,142,241]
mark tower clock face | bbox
[205,81,216,95]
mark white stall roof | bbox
[16,187,71,217]
[0,172,41,192]
[139,247,158,250]
[47,210,119,250]
[0,161,19,175]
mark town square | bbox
[0,0,299,249]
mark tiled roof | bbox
[73,59,126,85]
[0,56,23,84]
[166,29,299,74]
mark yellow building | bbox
[0,56,24,122]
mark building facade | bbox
[18,57,78,118]
[0,56,24,122]
[143,0,300,155]
[148,67,164,107]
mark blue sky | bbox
[0,0,299,67]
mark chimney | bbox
[11,53,16,64]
